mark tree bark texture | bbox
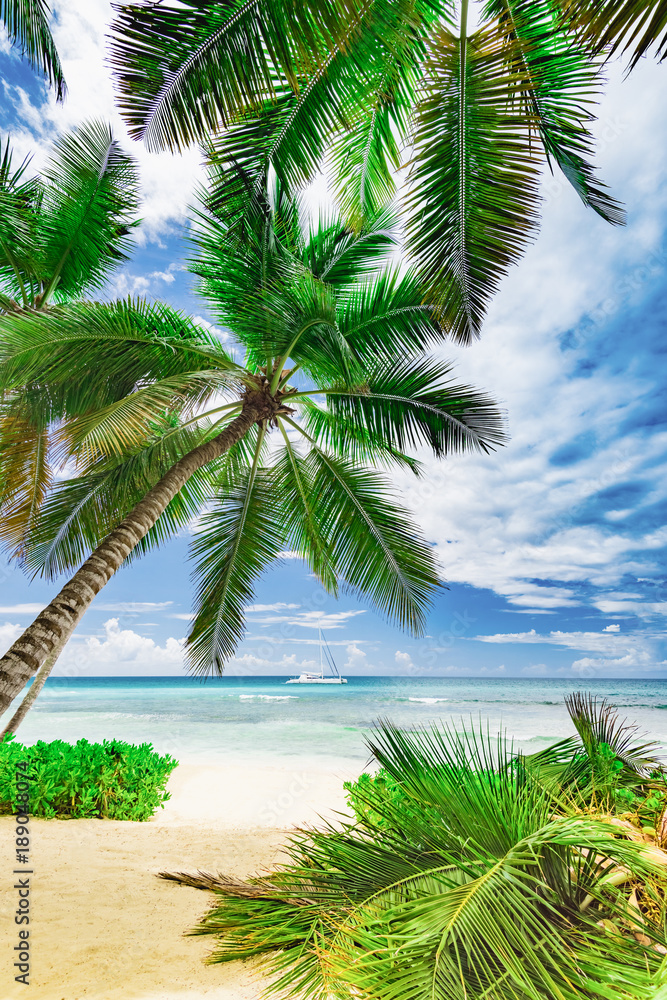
[0,405,263,715]
[1,640,64,738]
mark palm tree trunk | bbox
[0,639,64,738]
[0,402,265,716]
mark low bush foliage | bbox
[0,736,178,820]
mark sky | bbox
[0,2,666,679]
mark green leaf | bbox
[289,442,441,636]
[0,299,239,398]
[406,21,541,343]
[0,0,65,98]
[0,407,53,561]
[302,355,507,458]
[336,268,446,360]
[0,138,40,306]
[556,0,667,70]
[270,436,339,592]
[187,718,667,1000]
[329,0,441,226]
[36,120,140,302]
[15,422,220,579]
[485,0,625,224]
[298,396,425,474]
[109,0,368,151]
[186,432,287,673]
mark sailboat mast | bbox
[319,625,324,679]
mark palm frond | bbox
[298,397,424,474]
[336,268,446,360]
[557,0,667,70]
[270,435,339,593]
[36,120,140,301]
[189,720,667,1000]
[13,421,217,579]
[285,436,441,636]
[566,691,663,775]
[302,355,507,458]
[0,138,41,305]
[301,206,398,287]
[186,432,287,673]
[0,0,65,98]
[109,0,366,151]
[0,299,238,398]
[406,21,541,343]
[328,0,443,227]
[0,409,53,560]
[235,272,357,386]
[485,0,625,224]
[63,370,240,464]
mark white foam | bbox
[238,694,298,701]
[408,697,449,705]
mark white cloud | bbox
[245,603,301,612]
[0,604,46,614]
[603,624,621,632]
[244,634,369,646]
[54,618,184,676]
[251,610,366,629]
[475,629,641,653]
[149,269,176,283]
[93,601,173,613]
[107,272,151,297]
[223,652,318,676]
[345,643,369,671]
[570,652,660,674]
[475,627,662,674]
[0,623,23,652]
[192,316,229,342]
[395,649,414,669]
[593,600,667,618]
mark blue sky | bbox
[0,3,666,678]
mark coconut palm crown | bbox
[0,125,506,716]
[110,0,631,344]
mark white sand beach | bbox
[0,761,359,1000]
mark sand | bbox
[0,761,360,1000]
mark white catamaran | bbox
[286,627,347,684]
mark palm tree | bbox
[109,0,627,344]
[1,0,65,98]
[0,118,139,724]
[0,158,506,722]
[165,698,667,1000]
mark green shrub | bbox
[0,736,178,820]
[344,768,410,827]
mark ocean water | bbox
[7,675,667,769]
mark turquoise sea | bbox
[6,675,667,768]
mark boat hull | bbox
[285,677,347,684]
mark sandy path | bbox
[0,760,358,998]
[0,817,284,1000]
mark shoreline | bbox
[0,761,359,999]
